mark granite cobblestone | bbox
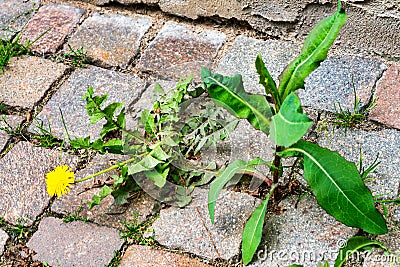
[20,3,85,54]
[0,142,80,226]
[138,21,225,80]
[67,13,152,68]
[30,66,146,141]
[0,56,68,109]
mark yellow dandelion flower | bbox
[45,165,75,197]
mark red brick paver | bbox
[370,64,400,130]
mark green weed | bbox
[63,206,89,223]
[334,84,377,131]
[63,44,87,68]
[120,215,156,247]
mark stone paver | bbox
[0,229,8,256]
[119,245,212,267]
[300,55,387,112]
[216,36,387,114]
[0,142,80,226]
[26,217,123,267]
[216,35,300,94]
[51,154,156,229]
[67,13,151,68]
[0,0,40,39]
[0,56,68,109]
[249,195,358,267]
[152,187,260,260]
[370,64,400,130]
[20,3,85,54]
[138,21,225,80]
[318,127,400,199]
[0,115,24,151]
[30,66,146,141]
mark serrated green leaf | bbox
[270,93,313,147]
[278,1,346,100]
[100,121,118,138]
[201,67,273,135]
[208,160,248,224]
[103,102,123,117]
[255,54,280,108]
[242,194,271,265]
[99,185,112,197]
[334,236,386,267]
[70,136,91,149]
[89,112,105,124]
[116,108,126,128]
[281,140,387,234]
[140,109,156,134]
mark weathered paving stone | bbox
[125,80,176,128]
[217,36,387,114]
[216,35,300,94]
[30,66,146,141]
[370,64,400,130]
[0,115,24,151]
[138,21,225,80]
[318,127,400,199]
[0,56,68,109]
[67,13,151,68]
[0,0,40,39]
[152,187,260,260]
[0,229,8,256]
[51,154,156,229]
[300,55,387,112]
[0,142,80,226]
[119,245,212,267]
[249,195,358,267]
[20,3,85,54]
[26,217,123,267]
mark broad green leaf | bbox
[128,155,162,175]
[144,168,169,187]
[201,67,273,135]
[242,195,271,265]
[280,140,387,234]
[278,1,346,100]
[149,145,170,161]
[255,54,280,109]
[334,236,386,267]
[208,160,248,224]
[270,93,313,147]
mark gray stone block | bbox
[30,66,146,141]
[152,187,260,260]
[26,217,123,267]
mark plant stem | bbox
[272,145,282,183]
[74,155,143,183]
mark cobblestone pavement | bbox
[0,0,399,266]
